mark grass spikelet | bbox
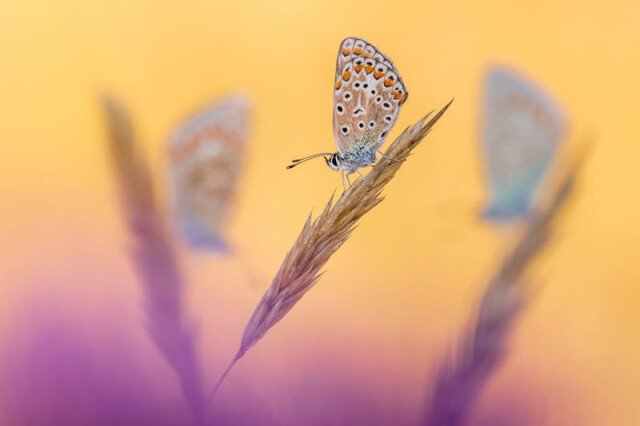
[424,144,590,426]
[102,96,206,424]
[206,99,454,405]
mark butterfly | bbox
[481,66,566,222]
[168,95,251,251]
[287,37,408,188]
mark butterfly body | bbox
[288,37,408,185]
[327,135,378,173]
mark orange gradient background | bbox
[0,1,638,425]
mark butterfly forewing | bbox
[482,66,566,221]
[333,37,408,156]
[169,95,250,251]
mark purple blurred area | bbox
[0,296,539,426]
[0,299,186,425]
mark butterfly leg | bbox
[377,149,405,163]
[346,173,352,188]
[341,170,347,192]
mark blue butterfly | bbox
[481,66,567,222]
[168,95,251,252]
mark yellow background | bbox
[0,0,638,424]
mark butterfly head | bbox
[325,153,342,170]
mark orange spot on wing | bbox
[342,70,352,81]
[342,48,351,55]
[170,125,241,164]
[364,65,374,73]
[354,47,363,55]
[363,52,372,58]
[384,79,393,87]
[354,63,363,72]
[374,71,385,79]
[335,80,342,90]
[392,91,403,100]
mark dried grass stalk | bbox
[102,96,205,424]
[206,99,454,405]
[424,144,590,426]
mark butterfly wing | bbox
[333,37,408,156]
[482,66,566,222]
[168,95,251,251]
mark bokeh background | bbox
[1,0,638,425]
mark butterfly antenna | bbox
[286,152,333,169]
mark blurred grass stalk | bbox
[206,99,454,405]
[102,97,205,424]
[424,143,590,426]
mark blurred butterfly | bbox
[481,66,566,222]
[287,37,408,189]
[168,95,251,251]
